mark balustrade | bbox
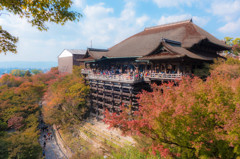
[81,69,183,82]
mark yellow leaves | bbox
[43,68,89,125]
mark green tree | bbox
[224,37,233,46]
[0,26,18,54]
[0,0,81,54]
[31,69,42,75]
[224,37,240,55]
[24,70,31,77]
[10,69,25,77]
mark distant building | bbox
[58,49,86,74]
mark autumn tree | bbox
[104,58,240,158]
[0,67,61,158]
[0,74,24,87]
[24,70,31,77]
[224,37,240,55]
[10,69,26,77]
[0,0,81,54]
[43,66,89,127]
[31,69,42,75]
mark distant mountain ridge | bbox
[0,61,57,74]
[0,61,57,69]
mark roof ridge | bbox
[88,48,108,52]
[144,19,192,31]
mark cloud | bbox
[73,0,86,9]
[157,14,209,27]
[193,16,209,27]
[78,2,149,48]
[0,15,40,37]
[136,15,149,27]
[218,18,240,35]
[153,0,196,8]
[210,0,240,22]
[0,13,85,61]
[0,1,150,61]
[83,3,114,18]
[120,2,135,20]
[209,0,240,36]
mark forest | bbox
[0,67,89,158]
[0,58,240,159]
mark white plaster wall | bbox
[59,50,73,58]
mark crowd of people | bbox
[40,123,53,157]
[84,67,181,81]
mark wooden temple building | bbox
[78,20,230,118]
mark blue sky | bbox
[0,0,240,62]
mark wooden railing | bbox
[81,69,92,74]
[87,73,143,83]
[81,69,183,82]
[146,73,182,80]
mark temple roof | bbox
[82,48,108,60]
[138,41,221,61]
[81,20,230,61]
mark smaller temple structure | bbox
[58,49,86,74]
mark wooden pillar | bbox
[177,64,180,74]
[120,83,123,105]
[136,64,139,73]
[90,82,93,116]
[111,83,114,111]
[151,63,153,73]
[103,81,105,108]
[164,63,167,73]
[130,88,133,106]
[183,63,185,74]
[96,80,99,118]
[129,87,133,113]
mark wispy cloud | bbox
[210,0,240,22]
[218,18,240,35]
[73,0,86,9]
[157,14,209,27]
[77,2,149,48]
[0,0,236,62]
[153,0,197,8]
[209,0,240,36]
[0,1,150,61]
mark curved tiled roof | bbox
[82,20,230,60]
[106,20,229,58]
[138,42,221,61]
